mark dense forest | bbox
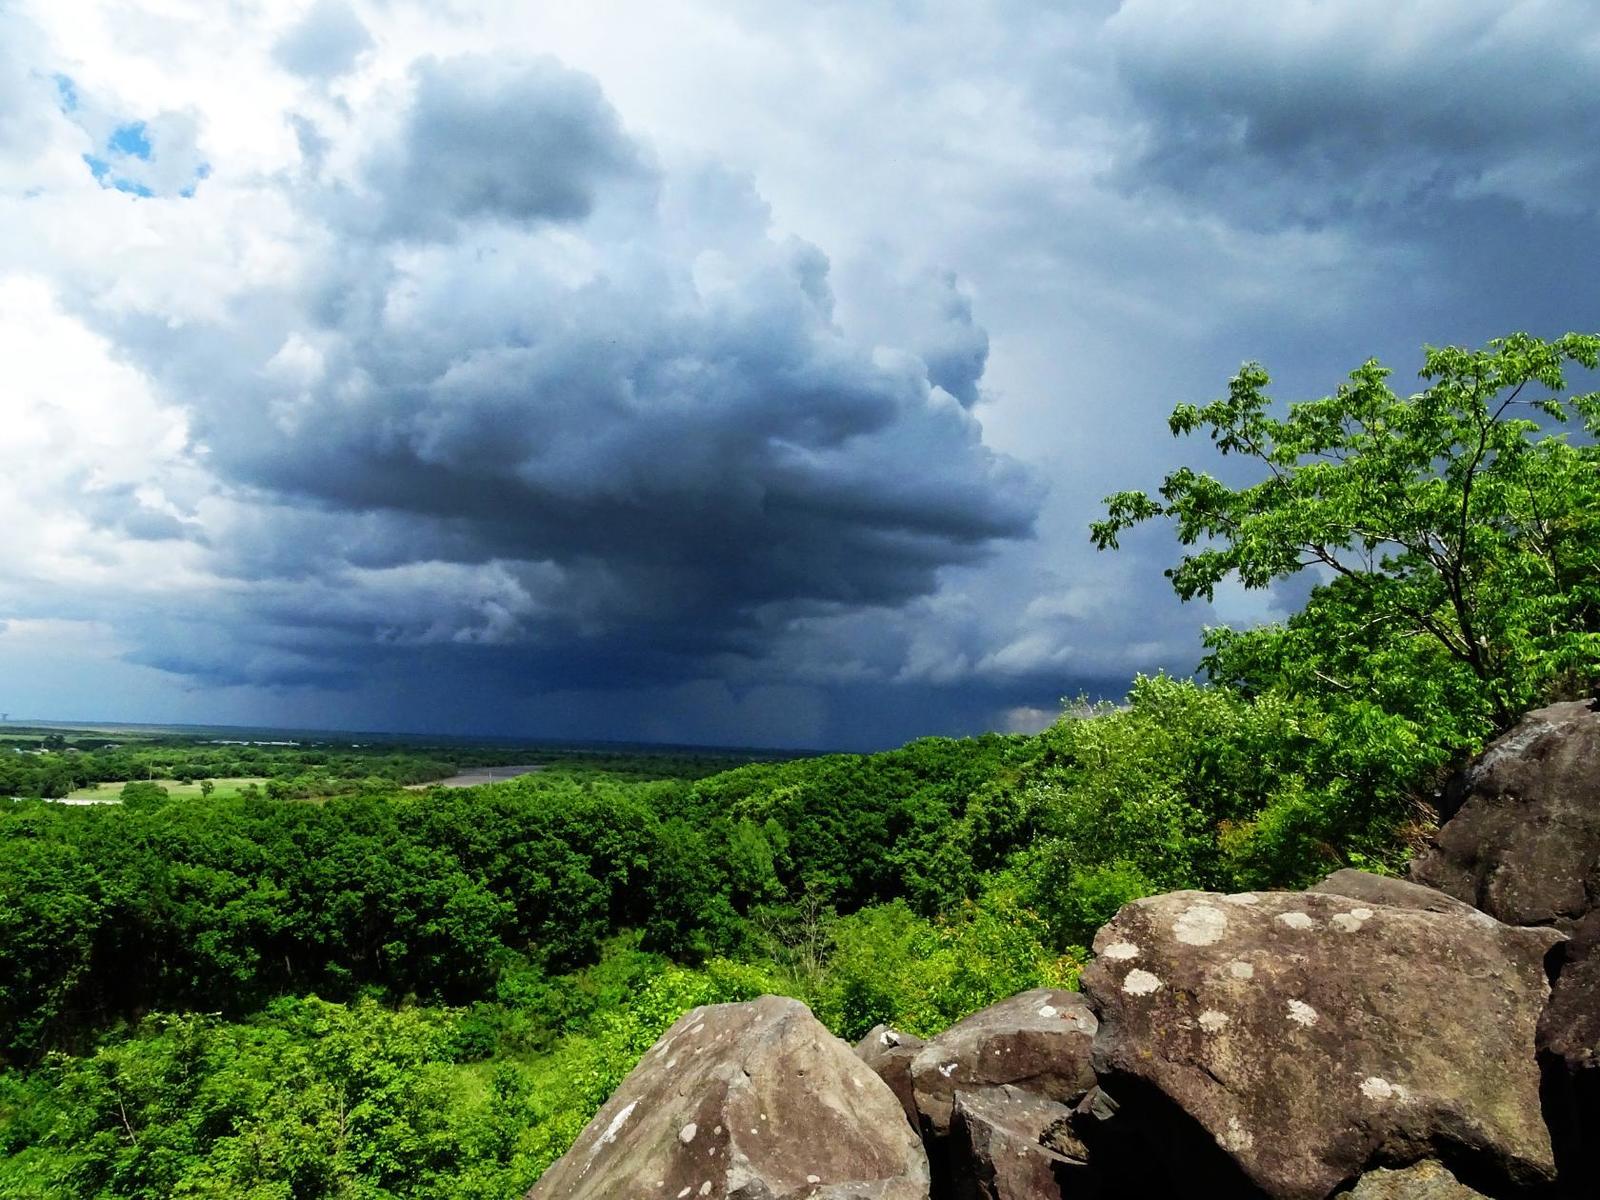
[2,334,1596,1198]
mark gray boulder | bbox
[856,1025,925,1129]
[1309,869,1489,920]
[1411,699,1600,929]
[948,1085,1087,1200]
[909,989,1097,1138]
[1080,889,1562,1200]
[527,994,930,1199]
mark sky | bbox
[2,0,1598,750]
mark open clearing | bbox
[407,764,547,789]
[62,776,270,803]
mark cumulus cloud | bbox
[363,56,652,236]
[273,0,373,80]
[1,14,1043,743]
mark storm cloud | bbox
[1106,0,1600,225]
[3,0,1597,747]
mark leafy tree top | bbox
[1092,332,1600,722]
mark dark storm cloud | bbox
[366,56,652,237]
[77,483,192,542]
[1105,0,1600,227]
[92,54,1041,694]
[273,0,373,80]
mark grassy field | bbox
[64,776,269,801]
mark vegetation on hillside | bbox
[2,332,1595,1198]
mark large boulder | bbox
[1411,699,1600,929]
[1081,889,1563,1200]
[909,989,1097,1138]
[1309,869,1490,920]
[527,995,930,1199]
[948,1085,1088,1200]
[856,1025,925,1129]
[1538,910,1600,1194]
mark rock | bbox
[1341,1160,1491,1198]
[856,1025,925,1129]
[1538,910,1600,1194]
[909,989,1097,1139]
[1080,889,1563,1200]
[1309,869,1489,920]
[1411,699,1600,929]
[526,994,930,1200]
[949,1085,1088,1200]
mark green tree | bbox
[118,782,170,811]
[1092,332,1600,727]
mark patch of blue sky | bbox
[82,154,156,197]
[108,122,153,159]
[178,163,213,199]
[82,122,207,198]
[53,74,78,112]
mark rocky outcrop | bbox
[1411,699,1600,929]
[1310,868,1491,919]
[526,994,930,1199]
[1080,889,1563,1200]
[530,700,1600,1200]
[856,1025,925,1129]
[850,992,1094,1200]
[908,989,1096,1138]
[948,1086,1087,1200]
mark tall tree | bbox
[1092,332,1600,726]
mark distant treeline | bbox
[0,733,768,799]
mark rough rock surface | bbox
[948,1085,1086,1200]
[1310,869,1488,920]
[1411,699,1600,929]
[1081,889,1563,1200]
[1341,1160,1491,1199]
[856,1026,925,1130]
[526,995,930,1199]
[1538,910,1600,1193]
[908,989,1096,1139]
